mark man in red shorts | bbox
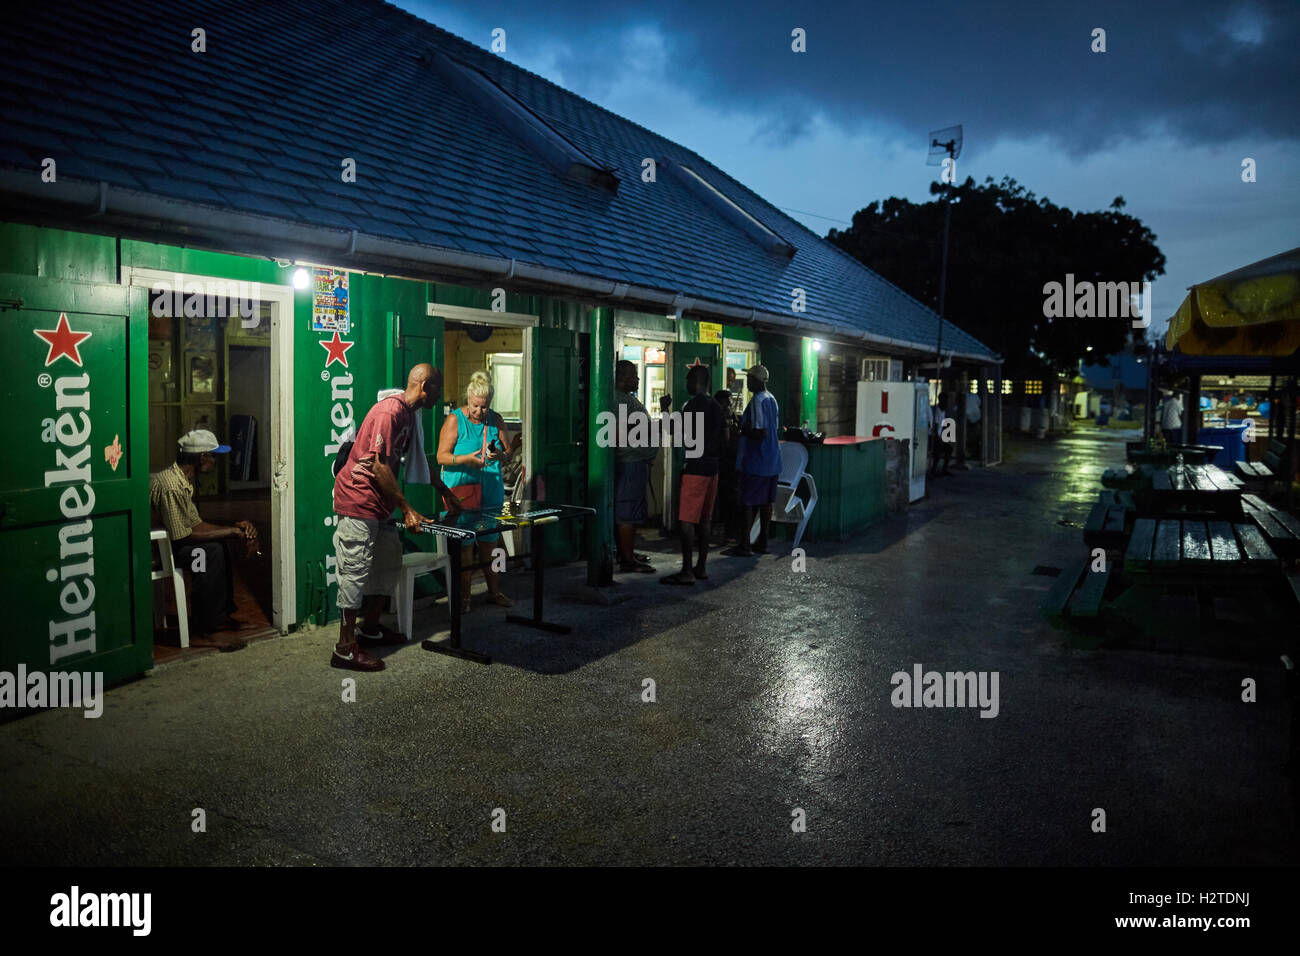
[661,363,726,585]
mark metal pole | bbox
[587,306,615,587]
[935,186,951,388]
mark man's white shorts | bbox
[334,516,401,610]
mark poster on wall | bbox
[699,322,722,344]
[312,268,350,334]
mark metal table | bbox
[398,500,594,664]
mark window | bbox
[1002,380,1014,395]
[486,352,522,419]
[1025,380,1043,396]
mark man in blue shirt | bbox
[724,364,781,557]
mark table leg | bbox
[507,521,571,634]
[423,536,492,664]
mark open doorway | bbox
[442,321,529,500]
[617,335,670,525]
[137,270,295,662]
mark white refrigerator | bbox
[855,381,930,502]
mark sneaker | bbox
[330,642,385,671]
[357,623,408,645]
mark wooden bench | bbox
[1097,489,1136,511]
[1124,517,1280,574]
[1084,498,1128,548]
[1235,459,1274,481]
[1241,494,1300,558]
[1041,556,1112,621]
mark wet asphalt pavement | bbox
[1,428,1296,865]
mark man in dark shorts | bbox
[613,359,659,573]
[724,364,782,557]
[331,363,459,672]
[662,363,725,585]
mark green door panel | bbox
[0,283,152,688]
[531,326,583,562]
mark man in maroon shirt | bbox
[331,363,459,671]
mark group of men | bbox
[612,360,783,586]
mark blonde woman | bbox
[437,370,513,612]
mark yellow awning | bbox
[1165,247,1300,356]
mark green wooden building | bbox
[0,0,999,686]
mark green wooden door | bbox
[532,326,583,561]
[0,279,151,689]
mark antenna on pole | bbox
[926,124,963,392]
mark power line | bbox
[774,205,852,226]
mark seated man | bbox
[149,429,260,651]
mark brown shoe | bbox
[330,642,385,671]
[357,623,408,645]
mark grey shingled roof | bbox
[0,0,996,360]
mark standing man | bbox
[150,430,260,650]
[662,363,725,585]
[1160,389,1184,447]
[613,359,658,573]
[724,364,781,557]
[330,363,459,672]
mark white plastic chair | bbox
[750,441,818,551]
[150,528,190,648]
[392,537,453,640]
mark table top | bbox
[1150,463,1244,494]
[400,500,595,540]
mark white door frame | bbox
[428,304,536,499]
[127,267,296,633]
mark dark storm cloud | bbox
[426,0,1299,154]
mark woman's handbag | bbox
[449,482,483,510]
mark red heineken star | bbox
[319,331,355,368]
[686,357,706,369]
[33,313,92,367]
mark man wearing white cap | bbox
[149,429,260,650]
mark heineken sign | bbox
[34,314,99,665]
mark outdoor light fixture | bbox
[292,268,309,290]
[813,340,823,351]
[1086,346,1094,352]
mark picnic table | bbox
[1050,462,1291,625]
[1147,463,1245,519]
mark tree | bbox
[827,176,1165,379]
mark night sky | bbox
[395,0,1299,337]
